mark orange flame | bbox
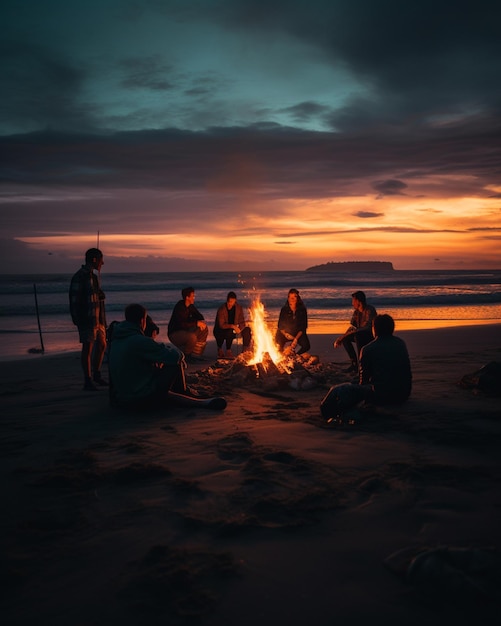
[247,297,291,373]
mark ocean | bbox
[0,269,500,361]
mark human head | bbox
[181,286,195,300]
[373,314,395,337]
[85,248,103,270]
[287,288,302,307]
[226,291,237,308]
[351,290,366,307]
[125,303,147,329]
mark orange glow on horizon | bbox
[16,190,500,270]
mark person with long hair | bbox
[275,288,311,355]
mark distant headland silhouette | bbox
[305,261,394,272]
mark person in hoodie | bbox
[109,303,187,407]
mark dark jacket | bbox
[214,302,247,334]
[360,335,412,404]
[277,303,308,336]
[69,264,106,329]
[168,300,204,335]
[109,320,182,403]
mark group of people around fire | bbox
[69,248,412,418]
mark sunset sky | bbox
[1,0,500,273]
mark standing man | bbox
[333,290,377,372]
[214,291,252,359]
[168,287,208,361]
[69,248,107,390]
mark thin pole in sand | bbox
[32,283,45,354]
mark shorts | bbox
[78,324,106,344]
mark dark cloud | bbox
[467,227,501,232]
[214,0,501,129]
[353,211,383,219]
[280,101,332,123]
[2,118,500,197]
[278,226,462,238]
[371,179,408,198]
[0,41,95,133]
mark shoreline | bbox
[1,321,500,364]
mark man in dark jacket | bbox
[168,287,208,361]
[322,314,412,421]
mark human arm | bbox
[234,303,248,333]
[216,305,238,333]
[290,307,307,350]
[356,305,377,334]
[170,302,206,332]
[359,345,371,385]
[277,306,295,341]
[333,325,357,348]
[139,336,184,366]
[191,305,207,331]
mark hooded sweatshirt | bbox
[109,320,182,403]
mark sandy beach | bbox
[1,324,501,625]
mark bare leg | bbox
[81,340,94,380]
[92,331,107,382]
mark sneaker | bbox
[83,379,98,391]
[207,396,227,410]
[217,348,225,358]
[93,374,109,386]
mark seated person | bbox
[333,290,377,372]
[167,286,208,361]
[214,291,252,359]
[109,303,226,410]
[275,288,311,355]
[321,314,412,420]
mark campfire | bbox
[189,296,356,397]
[210,297,319,391]
[246,297,292,374]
